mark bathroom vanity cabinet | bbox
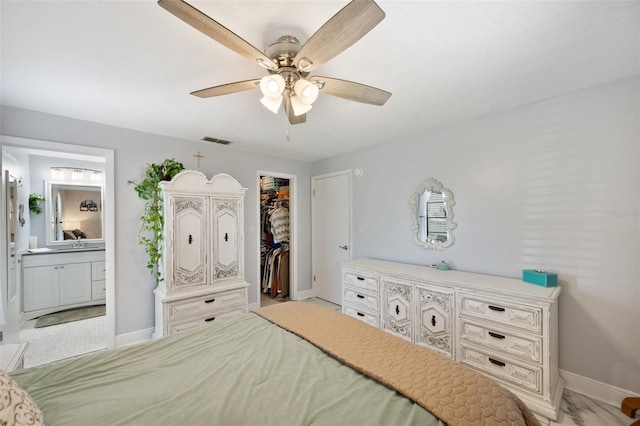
[22,249,105,320]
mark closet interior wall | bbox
[260,176,290,301]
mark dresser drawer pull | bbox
[489,358,506,367]
[356,312,365,317]
[488,305,505,312]
[204,298,216,304]
[205,317,216,322]
[488,331,506,340]
[356,276,365,281]
[356,294,365,299]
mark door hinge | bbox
[313,275,316,282]
[313,189,315,196]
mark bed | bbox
[4,302,539,426]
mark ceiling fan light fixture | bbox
[260,95,283,114]
[290,95,312,116]
[294,79,319,105]
[259,75,285,99]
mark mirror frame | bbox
[409,177,457,251]
[44,180,105,246]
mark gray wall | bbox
[1,106,313,337]
[312,77,640,393]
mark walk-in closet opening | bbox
[258,173,294,308]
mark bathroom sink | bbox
[53,246,104,253]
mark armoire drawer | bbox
[460,319,541,363]
[459,344,542,394]
[343,286,379,312]
[168,306,245,335]
[168,289,245,322]
[343,304,379,328]
[342,270,379,293]
[459,294,542,334]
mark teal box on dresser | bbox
[522,269,558,287]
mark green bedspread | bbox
[11,312,444,426]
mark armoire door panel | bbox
[216,212,237,267]
[173,197,208,287]
[212,199,240,281]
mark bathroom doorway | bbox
[1,136,115,366]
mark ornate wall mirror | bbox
[410,178,457,250]
[45,181,104,245]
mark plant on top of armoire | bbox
[129,158,184,284]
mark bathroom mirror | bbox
[409,178,457,250]
[45,181,104,245]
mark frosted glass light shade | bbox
[290,95,312,116]
[294,79,319,105]
[259,75,285,99]
[260,95,283,114]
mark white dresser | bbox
[153,171,249,338]
[341,258,563,421]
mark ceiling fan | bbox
[158,0,392,125]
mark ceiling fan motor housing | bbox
[265,35,310,85]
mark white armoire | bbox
[153,170,249,338]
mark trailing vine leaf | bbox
[129,158,184,285]
[29,193,45,214]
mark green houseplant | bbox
[29,193,46,214]
[129,158,184,284]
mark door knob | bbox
[339,245,348,250]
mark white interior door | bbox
[312,171,351,305]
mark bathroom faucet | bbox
[73,236,85,249]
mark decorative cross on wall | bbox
[194,151,204,169]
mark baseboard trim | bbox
[293,289,314,301]
[560,369,640,408]
[115,327,154,348]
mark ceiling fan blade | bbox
[311,76,391,105]
[190,79,261,98]
[158,0,277,70]
[293,0,385,73]
[283,90,307,125]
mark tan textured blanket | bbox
[256,302,540,426]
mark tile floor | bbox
[20,297,638,426]
[20,315,106,368]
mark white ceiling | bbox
[2,1,638,162]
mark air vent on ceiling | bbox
[201,136,232,145]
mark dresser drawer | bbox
[168,306,245,334]
[460,319,541,363]
[168,289,245,322]
[343,270,379,293]
[92,261,106,281]
[459,294,542,334]
[460,344,542,394]
[343,304,379,328]
[343,286,379,312]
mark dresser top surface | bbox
[342,258,562,302]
